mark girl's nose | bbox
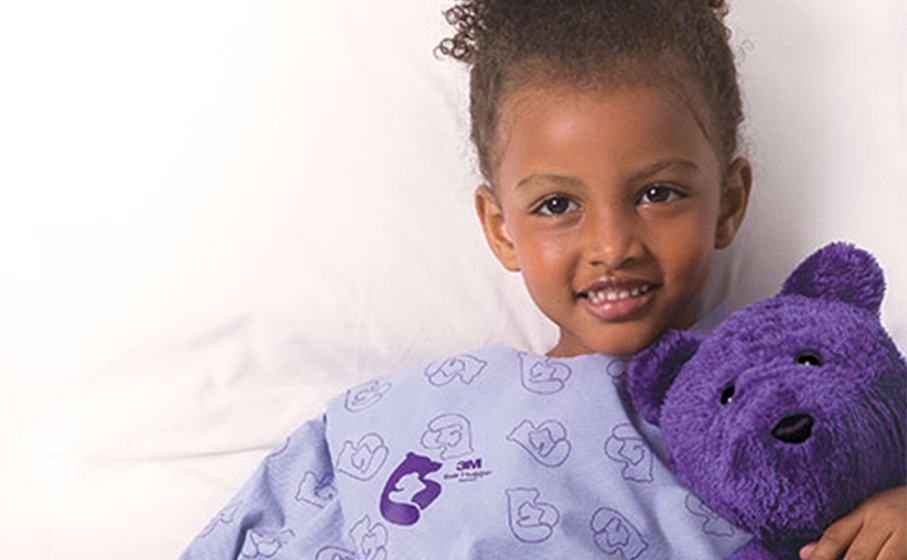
[583,210,642,270]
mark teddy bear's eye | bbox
[795,351,823,367]
[719,385,735,405]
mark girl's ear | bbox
[475,185,520,272]
[714,156,752,249]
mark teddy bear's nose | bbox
[771,414,814,444]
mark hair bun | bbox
[707,0,729,18]
[437,1,483,63]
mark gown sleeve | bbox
[179,416,350,560]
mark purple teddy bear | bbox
[628,242,906,559]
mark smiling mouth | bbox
[580,282,656,304]
[578,280,659,321]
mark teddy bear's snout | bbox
[771,413,814,444]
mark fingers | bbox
[801,486,907,560]
[875,534,906,560]
[841,528,888,560]
[799,542,816,559]
[802,530,906,560]
[803,514,863,560]
[845,487,907,560]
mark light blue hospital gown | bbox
[180,345,751,559]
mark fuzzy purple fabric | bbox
[629,243,907,559]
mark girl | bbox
[181,0,905,558]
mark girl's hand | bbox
[799,486,906,560]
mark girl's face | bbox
[476,85,750,357]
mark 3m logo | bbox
[379,452,443,526]
[444,456,491,483]
[457,458,483,471]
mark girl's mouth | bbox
[579,281,658,321]
[584,283,655,304]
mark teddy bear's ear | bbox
[780,242,885,314]
[628,330,702,427]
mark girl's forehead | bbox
[501,81,710,141]
[492,84,719,183]
[503,83,687,122]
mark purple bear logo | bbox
[379,452,444,526]
[425,354,487,387]
[296,471,337,508]
[685,493,737,537]
[349,515,389,560]
[603,423,654,483]
[505,487,560,543]
[239,528,295,559]
[519,353,572,394]
[344,379,392,412]
[421,413,474,460]
[315,546,357,560]
[507,419,572,467]
[590,507,649,560]
[335,432,389,481]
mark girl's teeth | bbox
[587,284,652,304]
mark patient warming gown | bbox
[180,345,750,559]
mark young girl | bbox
[180,0,905,558]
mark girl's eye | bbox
[534,196,578,216]
[640,184,682,205]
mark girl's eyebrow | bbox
[629,159,699,182]
[516,173,584,190]
[516,159,699,190]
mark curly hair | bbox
[437,0,743,184]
